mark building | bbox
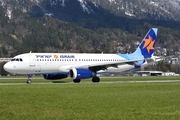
[134,71,163,76]
[162,72,179,76]
[134,71,179,76]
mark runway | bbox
[1,80,180,85]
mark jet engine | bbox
[69,68,94,79]
[43,74,68,80]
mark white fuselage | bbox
[4,53,141,75]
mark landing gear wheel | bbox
[27,74,33,84]
[92,77,100,83]
[73,79,81,83]
[26,79,32,84]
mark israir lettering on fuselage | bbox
[35,55,75,59]
[35,55,52,58]
[60,55,75,58]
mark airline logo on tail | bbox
[143,35,155,53]
[140,28,157,58]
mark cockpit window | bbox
[11,59,15,61]
[11,58,23,62]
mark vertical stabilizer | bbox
[117,28,158,61]
[133,28,158,58]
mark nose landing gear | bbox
[26,74,32,84]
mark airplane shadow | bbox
[52,81,69,84]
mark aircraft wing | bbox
[68,58,145,72]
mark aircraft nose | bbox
[3,62,12,72]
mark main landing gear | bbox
[73,76,100,83]
[92,72,100,82]
[73,79,81,83]
[92,76,100,82]
[26,74,32,84]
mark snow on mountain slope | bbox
[0,0,180,21]
[90,0,180,20]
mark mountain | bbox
[3,0,179,21]
[0,0,180,57]
[90,0,180,21]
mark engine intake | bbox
[69,68,94,79]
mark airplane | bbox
[3,28,158,84]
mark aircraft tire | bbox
[92,77,100,83]
[26,79,32,84]
[73,79,81,83]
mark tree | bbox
[0,62,8,76]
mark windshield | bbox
[11,58,23,62]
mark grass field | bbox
[0,76,180,120]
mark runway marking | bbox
[1,80,180,85]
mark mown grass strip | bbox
[0,82,180,120]
[0,76,180,83]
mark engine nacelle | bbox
[69,68,94,79]
[43,74,68,80]
[134,60,145,68]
